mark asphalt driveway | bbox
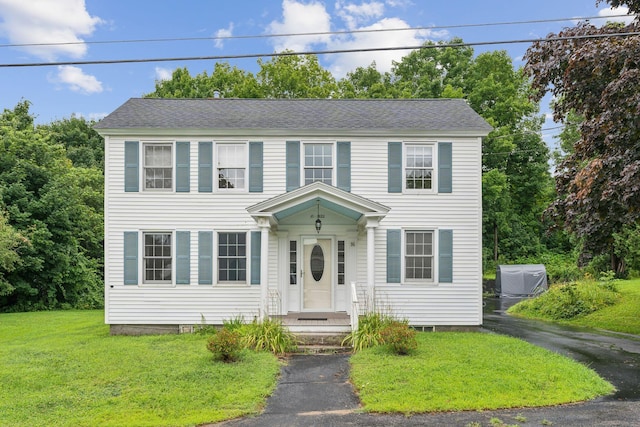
[215,303,640,426]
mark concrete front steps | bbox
[273,312,353,353]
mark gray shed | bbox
[496,264,547,297]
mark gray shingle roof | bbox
[94,98,492,133]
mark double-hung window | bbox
[218,232,247,283]
[405,230,434,281]
[217,144,246,190]
[405,144,433,190]
[304,143,332,185]
[143,232,172,283]
[144,144,173,190]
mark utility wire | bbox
[0,14,631,49]
[1,31,638,68]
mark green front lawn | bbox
[1,310,617,424]
[0,311,280,427]
[350,332,614,413]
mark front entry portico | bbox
[247,182,389,321]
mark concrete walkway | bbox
[215,353,640,427]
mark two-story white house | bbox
[95,98,491,335]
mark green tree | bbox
[0,102,103,311]
[391,38,473,98]
[146,64,261,99]
[43,116,104,170]
[525,2,640,274]
[0,210,28,297]
[256,53,338,98]
[338,62,396,98]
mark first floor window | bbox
[304,143,332,185]
[144,232,172,283]
[218,232,246,282]
[405,230,433,281]
[144,143,173,190]
[337,240,345,285]
[218,144,246,189]
[405,144,433,190]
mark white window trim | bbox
[140,230,175,287]
[215,141,248,193]
[215,230,249,286]
[403,141,438,194]
[142,141,175,192]
[302,141,336,186]
[402,228,438,285]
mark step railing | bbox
[350,281,360,332]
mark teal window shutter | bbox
[176,231,190,284]
[176,141,190,192]
[439,229,453,283]
[386,229,401,283]
[388,142,402,193]
[249,141,263,193]
[337,141,351,192]
[286,141,300,191]
[198,231,213,285]
[123,231,138,285]
[438,142,452,193]
[124,141,139,192]
[251,231,261,285]
[198,142,213,192]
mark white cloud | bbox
[327,17,428,77]
[0,0,102,61]
[267,0,332,52]
[597,6,636,25]
[52,65,103,94]
[214,23,234,49]
[154,67,174,81]
[336,1,385,29]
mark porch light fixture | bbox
[315,200,322,233]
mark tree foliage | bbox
[0,102,104,311]
[524,2,640,273]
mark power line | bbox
[1,31,638,69]
[0,14,632,49]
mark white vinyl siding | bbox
[104,134,482,327]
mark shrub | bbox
[380,321,417,355]
[508,279,620,320]
[206,329,244,362]
[241,318,297,355]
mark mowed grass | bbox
[0,311,280,427]
[350,332,614,413]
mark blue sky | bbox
[0,0,635,144]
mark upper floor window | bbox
[304,143,332,185]
[143,232,172,283]
[144,144,172,190]
[405,230,433,282]
[405,144,433,190]
[217,144,246,190]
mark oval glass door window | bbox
[310,244,325,281]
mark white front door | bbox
[303,238,332,310]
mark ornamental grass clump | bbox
[342,311,398,351]
[206,328,244,363]
[241,318,298,355]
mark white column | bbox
[259,219,270,320]
[366,221,376,312]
